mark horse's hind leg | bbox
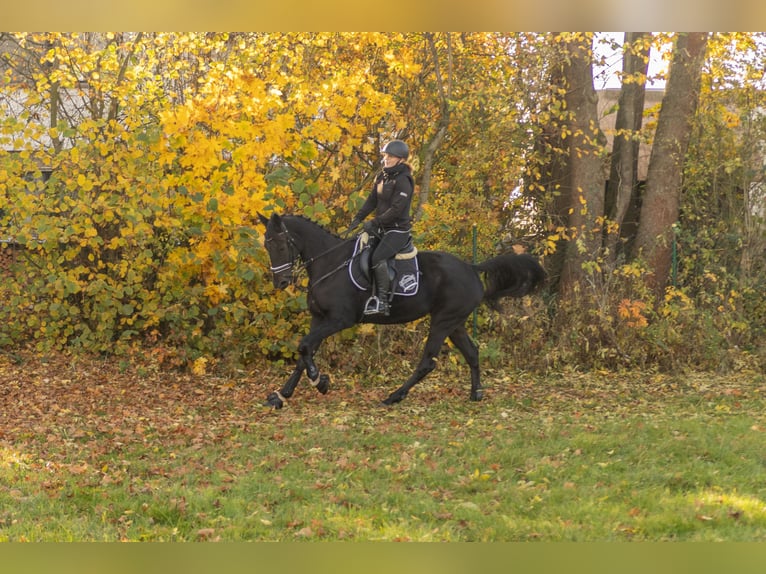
[382,325,449,405]
[448,325,483,401]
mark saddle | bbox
[348,232,421,297]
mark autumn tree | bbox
[2,31,765,371]
[555,33,607,295]
[673,33,766,351]
[0,33,175,350]
[0,33,403,356]
[387,33,546,259]
[634,32,709,295]
[603,32,651,265]
[413,32,451,222]
[681,33,766,285]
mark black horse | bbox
[258,212,545,408]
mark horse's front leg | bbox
[265,317,350,409]
[264,357,307,409]
[298,336,330,397]
[299,317,350,392]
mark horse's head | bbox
[259,212,298,290]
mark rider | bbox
[349,140,414,316]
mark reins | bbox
[271,223,353,290]
[310,257,353,287]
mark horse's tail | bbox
[474,253,546,311]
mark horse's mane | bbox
[282,213,344,241]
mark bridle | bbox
[265,221,354,289]
[265,222,302,283]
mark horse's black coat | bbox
[259,212,545,407]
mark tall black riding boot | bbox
[368,262,391,316]
[373,262,391,315]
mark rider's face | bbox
[382,153,401,168]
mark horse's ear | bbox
[257,212,270,227]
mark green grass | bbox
[1,357,766,541]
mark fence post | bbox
[472,223,478,340]
[671,223,679,287]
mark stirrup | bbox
[364,296,389,316]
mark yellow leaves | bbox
[160,105,192,138]
[544,236,559,256]
[76,173,94,192]
[1,32,507,356]
[543,226,572,256]
[204,282,229,305]
[617,299,648,329]
[357,324,375,337]
[191,357,209,376]
[384,50,422,78]
[661,288,694,320]
[471,468,493,481]
[614,263,644,280]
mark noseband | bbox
[266,223,301,281]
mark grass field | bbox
[2,351,766,542]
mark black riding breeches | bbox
[371,229,411,267]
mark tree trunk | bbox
[415,122,448,221]
[414,33,452,221]
[558,33,607,295]
[634,33,709,295]
[531,40,570,291]
[604,32,651,265]
[108,32,144,122]
[42,36,64,155]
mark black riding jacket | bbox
[354,163,414,231]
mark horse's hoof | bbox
[471,389,484,401]
[264,392,284,409]
[381,394,402,406]
[316,374,330,395]
[306,363,319,381]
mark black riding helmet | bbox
[382,140,409,159]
